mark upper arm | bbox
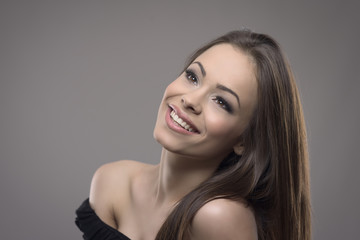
[189,199,258,240]
[89,160,133,228]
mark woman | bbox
[75,29,311,240]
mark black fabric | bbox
[75,198,131,240]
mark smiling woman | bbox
[154,43,258,161]
[75,29,311,240]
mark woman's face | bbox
[153,43,258,162]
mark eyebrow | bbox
[193,61,206,76]
[216,84,241,108]
[192,61,240,108]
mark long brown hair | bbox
[155,29,311,240]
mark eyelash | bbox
[185,69,199,85]
[184,68,233,113]
[213,96,233,113]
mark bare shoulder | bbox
[89,160,152,228]
[89,160,147,200]
[190,198,258,240]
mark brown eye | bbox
[185,69,198,85]
[213,97,233,113]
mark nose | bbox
[181,92,202,114]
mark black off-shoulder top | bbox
[75,198,131,240]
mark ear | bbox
[233,141,244,155]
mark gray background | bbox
[1,1,359,239]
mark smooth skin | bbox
[89,44,258,240]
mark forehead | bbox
[195,43,255,81]
[194,43,257,109]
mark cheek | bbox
[163,77,184,98]
[205,111,240,138]
[156,78,183,123]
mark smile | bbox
[170,110,194,132]
[165,105,200,135]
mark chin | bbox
[153,123,172,150]
[153,127,173,149]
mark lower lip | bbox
[165,107,197,135]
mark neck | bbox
[153,148,221,206]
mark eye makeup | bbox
[183,62,240,114]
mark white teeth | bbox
[170,110,194,132]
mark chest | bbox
[114,188,174,240]
[116,201,171,240]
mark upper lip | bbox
[169,104,200,133]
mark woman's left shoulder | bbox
[190,198,258,240]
